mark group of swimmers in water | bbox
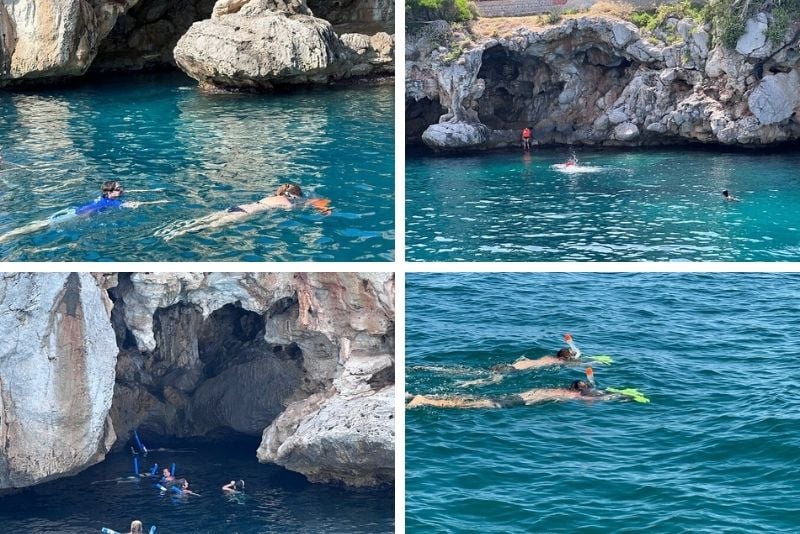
[406,334,648,409]
[0,178,332,245]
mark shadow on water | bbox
[0,435,394,534]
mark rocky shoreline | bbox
[0,273,395,491]
[0,0,394,91]
[406,13,800,152]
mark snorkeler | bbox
[222,479,245,493]
[407,379,603,409]
[0,180,167,245]
[457,334,584,388]
[722,190,740,201]
[156,182,332,241]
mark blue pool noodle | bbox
[150,463,158,476]
[101,529,121,534]
[133,430,147,454]
[171,485,182,495]
[171,463,176,476]
[150,527,157,534]
[133,457,139,476]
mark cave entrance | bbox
[475,45,559,131]
[406,96,446,144]
[91,0,216,72]
[111,298,307,447]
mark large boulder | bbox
[748,70,800,125]
[174,0,394,90]
[0,273,118,490]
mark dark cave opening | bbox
[91,0,216,72]
[109,294,307,449]
[406,96,446,143]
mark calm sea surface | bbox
[406,149,800,261]
[0,438,393,533]
[407,273,800,532]
[0,73,393,261]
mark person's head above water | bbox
[569,380,593,393]
[276,183,303,199]
[235,479,245,491]
[162,468,172,478]
[556,348,574,360]
[101,180,123,199]
[722,189,730,197]
[130,520,143,534]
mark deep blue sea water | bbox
[406,273,800,532]
[0,438,393,533]
[0,73,393,261]
[406,149,800,261]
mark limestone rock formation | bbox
[174,0,394,90]
[0,273,118,490]
[0,272,394,490]
[407,14,800,150]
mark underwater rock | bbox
[173,0,394,90]
[0,273,118,490]
[407,15,800,149]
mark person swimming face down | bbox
[275,183,303,200]
[569,380,593,394]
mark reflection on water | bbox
[0,73,394,261]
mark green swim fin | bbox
[606,387,650,403]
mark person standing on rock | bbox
[522,127,532,150]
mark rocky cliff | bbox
[0,0,394,88]
[0,272,394,490]
[406,14,800,150]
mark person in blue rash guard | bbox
[75,180,126,215]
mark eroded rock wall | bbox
[0,273,118,490]
[0,272,394,490]
[407,15,800,150]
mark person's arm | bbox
[222,480,235,491]
[306,198,332,215]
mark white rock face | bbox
[422,122,488,150]
[407,16,800,150]
[735,13,770,58]
[257,351,394,486]
[748,70,800,125]
[174,1,394,90]
[0,273,118,489]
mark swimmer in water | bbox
[457,335,583,387]
[176,479,201,496]
[157,182,332,241]
[159,468,175,485]
[408,379,605,409]
[128,520,143,534]
[0,180,167,245]
[222,479,245,493]
[722,189,740,202]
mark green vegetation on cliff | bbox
[406,0,476,22]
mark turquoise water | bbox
[0,73,393,261]
[406,149,800,261]
[0,438,393,533]
[406,273,800,532]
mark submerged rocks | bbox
[407,14,800,150]
[0,273,118,490]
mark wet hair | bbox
[569,380,591,392]
[276,183,303,198]
[722,190,730,197]
[101,180,123,198]
[235,479,245,491]
[130,520,143,534]
[556,348,573,360]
